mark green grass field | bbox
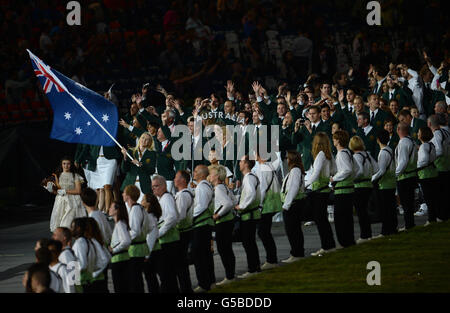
[211,221,450,293]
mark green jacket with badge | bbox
[120,148,156,194]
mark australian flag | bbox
[27,49,118,146]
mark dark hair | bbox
[177,170,191,184]
[308,105,320,114]
[35,247,52,266]
[26,263,51,292]
[86,217,104,246]
[358,111,370,122]
[54,156,75,181]
[112,201,130,230]
[419,126,433,142]
[56,227,72,244]
[398,109,412,118]
[80,187,97,207]
[242,155,255,170]
[71,217,89,239]
[287,150,306,174]
[143,194,162,219]
[36,238,50,249]
[377,129,390,145]
[47,239,62,261]
[320,103,331,111]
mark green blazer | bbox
[382,87,414,110]
[369,109,389,130]
[356,127,379,158]
[388,132,400,150]
[292,121,331,170]
[155,126,176,180]
[120,148,156,194]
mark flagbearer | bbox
[122,185,150,293]
[152,175,181,293]
[120,133,156,204]
[191,165,216,293]
[395,122,418,230]
[235,155,262,278]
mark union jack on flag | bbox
[26,49,118,146]
[28,51,67,94]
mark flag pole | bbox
[26,49,135,163]
[66,92,135,163]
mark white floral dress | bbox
[50,172,87,232]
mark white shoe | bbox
[311,248,336,256]
[216,278,235,286]
[261,262,279,270]
[397,206,404,215]
[414,208,427,217]
[281,256,302,264]
[437,218,443,223]
[398,227,406,232]
[356,238,369,244]
[304,221,315,226]
[424,221,432,227]
[373,234,384,239]
[237,272,258,279]
[194,286,208,293]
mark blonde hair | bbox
[208,165,227,182]
[134,132,154,154]
[312,132,332,160]
[349,136,366,152]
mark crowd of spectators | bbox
[1,0,449,128]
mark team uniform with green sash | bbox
[127,203,150,292]
[395,136,418,229]
[431,128,450,220]
[72,237,97,293]
[110,220,131,293]
[417,142,439,222]
[213,183,237,280]
[305,150,336,251]
[191,180,216,290]
[372,146,398,235]
[281,166,307,258]
[332,149,356,247]
[237,172,262,273]
[353,151,378,239]
[175,188,195,292]
[158,191,184,293]
[255,162,282,265]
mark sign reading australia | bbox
[170,123,280,162]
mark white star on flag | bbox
[75,127,83,135]
[77,98,84,105]
[102,114,109,122]
[64,112,71,120]
[86,121,91,126]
